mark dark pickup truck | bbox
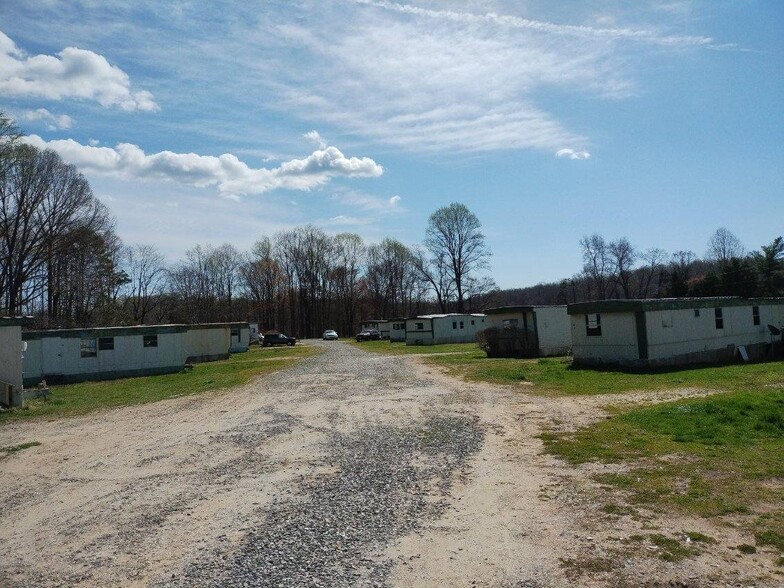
[262,333,297,347]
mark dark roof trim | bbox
[568,297,784,315]
[187,322,249,330]
[23,324,189,340]
[483,305,565,314]
[0,316,34,327]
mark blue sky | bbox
[1,0,781,289]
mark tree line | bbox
[0,114,495,335]
[496,229,783,306]
[3,111,780,334]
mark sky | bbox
[0,0,782,289]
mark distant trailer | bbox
[405,313,487,345]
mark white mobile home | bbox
[569,297,784,367]
[483,306,571,357]
[405,314,487,345]
[22,325,188,386]
[0,318,29,407]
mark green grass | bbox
[347,339,477,355]
[543,390,784,550]
[0,345,319,423]
[425,352,784,396]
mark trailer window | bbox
[415,322,423,330]
[80,338,97,358]
[143,334,158,347]
[452,321,457,329]
[586,314,601,336]
[752,306,760,326]
[98,337,114,350]
[502,319,518,329]
[714,308,723,329]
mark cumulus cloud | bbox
[304,130,327,149]
[24,135,383,197]
[555,148,591,160]
[389,195,401,205]
[0,31,158,111]
[20,108,73,130]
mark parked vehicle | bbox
[262,333,296,347]
[355,329,381,342]
[322,330,339,341]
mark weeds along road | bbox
[0,341,774,587]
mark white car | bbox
[322,330,339,340]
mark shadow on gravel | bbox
[169,414,484,587]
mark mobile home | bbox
[568,297,784,367]
[0,317,29,407]
[483,306,571,357]
[376,318,406,341]
[405,314,487,345]
[22,324,188,386]
[360,319,382,332]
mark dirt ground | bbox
[0,341,780,587]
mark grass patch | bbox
[544,390,784,547]
[0,441,41,454]
[0,345,319,423]
[685,531,716,544]
[424,353,784,396]
[348,340,477,355]
[738,544,757,554]
[649,533,699,561]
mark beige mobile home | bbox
[483,305,571,357]
[569,297,784,367]
[405,314,487,345]
[388,318,407,342]
[376,318,406,341]
[0,317,29,407]
[22,325,188,386]
[184,322,250,363]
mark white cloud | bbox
[326,215,370,226]
[0,30,158,111]
[389,195,401,205]
[352,1,714,47]
[304,130,327,149]
[253,2,719,154]
[555,148,591,160]
[24,134,383,197]
[20,107,73,130]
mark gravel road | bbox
[0,342,778,587]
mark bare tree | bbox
[707,227,744,266]
[608,237,636,299]
[124,244,167,323]
[667,250,697,296]
[0,144,108,316]
[636,248,668,298]
[332,233,365,335]
[424,203,491,313]
[580,234,612,300]
[412,247,455,313]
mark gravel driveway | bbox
[0,342,775,587]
